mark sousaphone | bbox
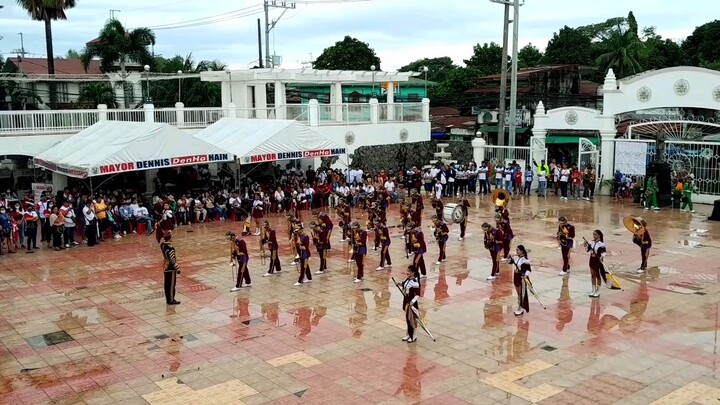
[623,216,646,237]
[491,188,511,208]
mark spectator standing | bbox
[83,201,98,246]
[60,202,77,247]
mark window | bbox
[57,83,69,102]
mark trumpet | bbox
[557,231,568,246]
[484,230,495,249]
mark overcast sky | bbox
[0,0,717,71]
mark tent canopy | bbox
[34,121,233,178]
[194,118,346,164]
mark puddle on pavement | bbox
[56,308,115,327]
[678,240,704,248]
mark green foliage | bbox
[681,20,720,66]
[80,19,156,73]
[518,44,543,68]
[594,12,645,78]
[65,49,81,59]
[430,67,482,101]
[313,36,381,71]
[147,53,225,108]
[77,83,117,108]
[398,57,457,83]
[463,42,504,76]
[351,141,473,174]
[542,26,593,65]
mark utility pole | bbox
[264,0,296,68]
[508,0,522,147]
[498,2,510,147]
[110,9,120,19]
[15,33,28,59]
[257,19,264,68]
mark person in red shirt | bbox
[514,169,523,196]
[571,166,582,199]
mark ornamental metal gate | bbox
[578,137,600,183]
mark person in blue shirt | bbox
[504,163,515,192]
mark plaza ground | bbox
[0,195,718,404]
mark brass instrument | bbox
[623,216,646,237]
[557,230,568,247]
[491,188,511,209]
[484,229,495,249]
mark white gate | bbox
[530,137,548,166]
[578,137,600,183]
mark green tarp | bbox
[545,135,600,145]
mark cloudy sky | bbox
[0,0,717,71]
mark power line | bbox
[145,5,264,30]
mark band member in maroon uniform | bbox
[227,231,251,291]
[510,245,532,316]
[154,211,175,243]
[160,229,180,305]
[557,216,575,276]
[584,229,607,298]
[458,198,470,241]
[432,197,444,219]
[318,210,334,250]
[495,214,514,261]
[398,265,421,343]
[310,221,328,274]
[340,201,352,242]
[632,219,652,274]
[400,202,410,237]
[376,219,392,270]
[411,191,424,227]
[432,215,449,265]
[351,221,367,283]
[261,220,281,276]
[410,222,427,278]
[496,203,510,223]
[294,226,312,286]
[375,204,387,225]
[482,222,503,281]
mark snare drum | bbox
[443,203,465,224]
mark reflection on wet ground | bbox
[0,195,718,404]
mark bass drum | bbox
[443,203,465,224]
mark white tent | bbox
[194,118,346,164]
[34,121,233,178]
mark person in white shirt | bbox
[274,187,286,212]
[133,204,153,234]
[364,184,375,194]
[538,168,547,196]
[434,179,443,200]
[559,163,571,200]
[478,164,489,194]
[494,164,505,189]
[354,169,364,185]
[60,202,77,247]
[83,201,98,246]
[384,179,398,202]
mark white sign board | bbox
[614,141,648,176]
[31,183,53,203]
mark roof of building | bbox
[431,116,477,132]
[4,57,102,75]
[473,64,595,82]
[430,107,460,117]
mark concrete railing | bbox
[0,99,430,135]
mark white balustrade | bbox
[0,102,429,135]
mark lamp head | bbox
[143,65,150,72]
[370,65,376,71]
[423,66,428,72]
[177,70,182,75]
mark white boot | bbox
[514,307,525,316]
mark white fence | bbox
[612,138,720,198]
[0,101,428,135]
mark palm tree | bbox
[77,83,117,108]
[595,12,645,78]
[15,0,76,75]
[80,19,156,107]
[16,0,77,107]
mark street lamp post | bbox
[225,68,233,103]
[370,65,376,99]
[422,66,429,97]
[177,70,183,102]
[143,65,151,103]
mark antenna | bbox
[13,33,29,59]
[110,9,121,19]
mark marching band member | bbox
[584,230,607,298]
[482,222,503,281]
[351,221,367,283]
[557,216,575,276]
[376,219,392,270]
[310,221,328,274]
[432,215,449,265]
[632,218,652,274]
[432,197,444,219]
[458,198,470,241]
[160,229,180,305]
[339,201,352,242]
[252,193,264,236]
[227,231,251,290]
[496,202,510,224]
[261,220,281,276]
[398,265,421,343]
[318,210,334,250]
[412,191,424,227]
[410,222,427,278]
[495,213,514,262]
[375,204,387,225]
[293,225,313,286]
[399,201,409,239]
[510,245,532,316]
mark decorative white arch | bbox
[532,66,720,187]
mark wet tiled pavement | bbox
[0,195,719,404]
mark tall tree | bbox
[682,20,720,66]
[431,67,482,102]
[80,19,156,107]
[640,27,684,70]
[65,48,81,59]
[463,42,505,76]
[542,26,593,65]
[595,12,644,77]
[80,19,156,73]
[15,0,77,75]
[398,57,457,83]
[77,83,117,108]
[313,36,381,71]
[518,44,543,68]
